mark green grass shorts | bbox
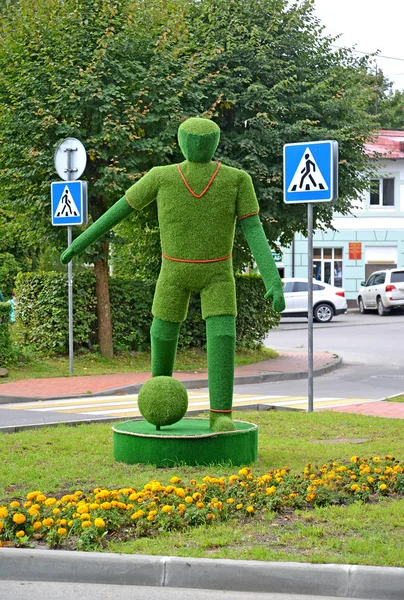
[152,257,237,322]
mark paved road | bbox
[266,310,404,367]
[2,582,366,600]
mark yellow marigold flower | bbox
[9,501,21,508]
[36,495,47,503]
[44,498,57,507]
[306,493,316,502]
[58,519,67,526]
[236,503,243,510]
[226,498,235,504]
[372,456,380,463]
[24,501,32,508]
[384,455,394,460]
[94,518,106,528]
[131,510,145,520]
[74,490,84,497]
[177,503,186,512]
[161,505,173,513]
[350,456,359,463]
[77,504,89,514]
[190,479,197,486]
[192,492,202,501]
[12,513,26,525]
[170,476,181,484]
[80,513,91,521]
[33,521,42,530]
[16,530,25,538]
[101,502,112,510]
[26,491,40,501]
[89,503,99,511]
[52,508,61,515]
[374,468,381,474]
[367,476,375,484]
[175,488,185,498]
[228,475,238,483]
[350,475,357,480]
[81,521,92,529]
[351,484,361,492]
[42,518,54,528]
[184,496,193,504]
[0,507,8,518]
[266,486,277,495]
[379,484,387,491]
[0,521,4,531]
[206,513,215,519]
[289,493,297,499]
[246,506,254,513]
[57,528,67,535]
[196,502,205,509]
[129,493,139,501]
[238,468,249,476]
[165,485,175,493]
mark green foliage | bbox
[0,252,20,298]
[14,271,98,354]
[14,271,277,355]
[0,301,13,364]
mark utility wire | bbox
[331,45,404,62]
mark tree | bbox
[0,0,188,356]
[0,0,378,355]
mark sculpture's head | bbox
[178,117,220,163]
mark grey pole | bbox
[307,202,314,412]
[65,148,75,375]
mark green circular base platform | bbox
[112,418,258,467]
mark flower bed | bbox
[1,456,403,552]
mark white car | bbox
[281,277,348,323]
[357,268,404,316]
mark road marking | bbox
[0,393,377,418]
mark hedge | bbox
[0,302,12,364]
[14,271,279,355]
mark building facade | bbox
[280,130,404,305]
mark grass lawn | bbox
[385,394,404,403]
[0,346,277,383]
[1,409,403,566]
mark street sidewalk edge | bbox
[0,356,342,404]
[0,548,403,599]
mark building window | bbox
[370,178,395,207]
[313,247,343,287]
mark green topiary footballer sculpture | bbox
[61,117,285,432]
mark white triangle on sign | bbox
[287,147,328,193]
[54,185,79,218]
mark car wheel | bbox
[377,297,389,316]
[313,303,333,323]
[358,297,368,314]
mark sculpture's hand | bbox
[60,247,75,265]
[265,283,285,313]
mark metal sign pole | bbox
[307,202,314,412]
[65,147,75,375]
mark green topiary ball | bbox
[138,376,188,428]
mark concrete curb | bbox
[0,356,342,405]
[0,549,403,599]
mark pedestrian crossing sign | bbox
[51,180,88,226]
[283,140,338,203]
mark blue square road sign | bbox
[283,140,338,204]
[51,180,88,226]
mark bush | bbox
[14,271,279,355]
[0,302,13,364]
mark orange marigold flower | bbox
[9,501,21,508]
[0,507,8,518]
[16,530,25,538]
[81,521,92,529]
[12,513,26,525]
[57,528,67,535]
[33,521,42,530]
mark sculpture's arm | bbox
[236,170,285,313]
[240,214,285,313]
[60,169,159,264]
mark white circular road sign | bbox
[54,137,87,181]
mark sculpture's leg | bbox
[151,317,181,377]
[206,315,236,432]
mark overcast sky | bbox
[313,0,404,91]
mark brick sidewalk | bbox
[328,401,404,419]
[0,351,336,399]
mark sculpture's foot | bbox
[210,413,236,432]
